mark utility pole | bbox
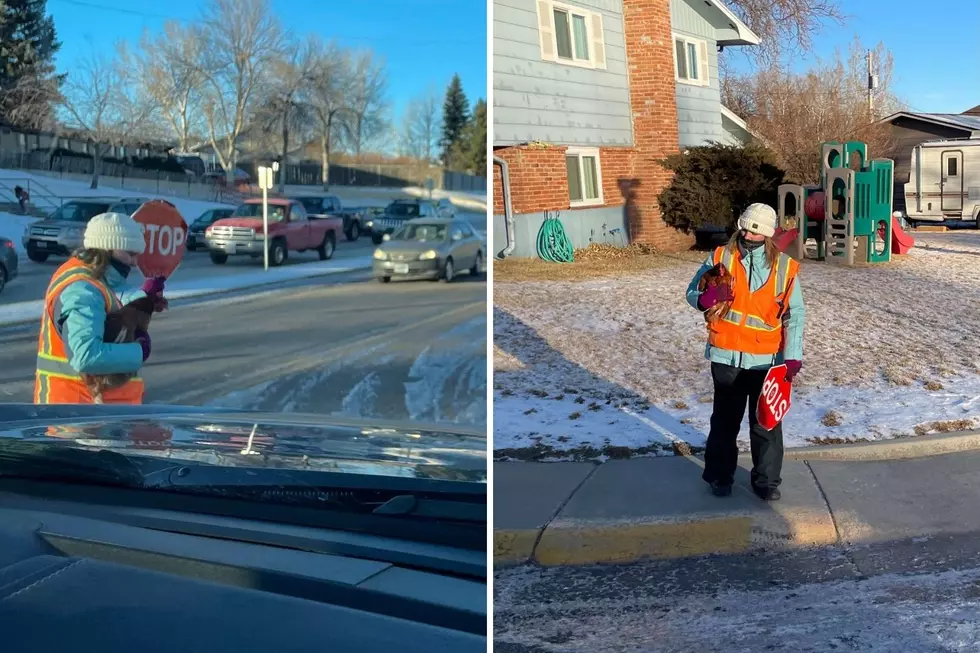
[867,49,878,120]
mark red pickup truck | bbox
[204,198,344,266]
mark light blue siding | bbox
[493,206,629,258]
[493,0,633,146]
[670,0,724,148]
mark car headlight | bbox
[373,249,387,260]
[419,250,437,260]
[365,220,374,229]
[65,227,83,239]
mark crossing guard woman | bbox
[34,212,165,405]
[686,203,806,502]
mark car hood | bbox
[0,404,486,483]
[210,217,267,229]
[381,240,447,254]
[29,219,87,230]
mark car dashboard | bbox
[0,479,486,652]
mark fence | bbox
[0,149,487,194]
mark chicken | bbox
[82,295,156,403]
[697,262,734,324]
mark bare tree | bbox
[307,42,353,190]
[192,0,283,183]
[343,50,387,161]
[253,37,318,192]
[122,21,205,153]
[724,0,846,65]
[723,37,904,184]
[60,49,155,188]
[400,87,441,164]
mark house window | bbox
[536,1,606,70]
[673,34,710,87]
[566,147,603,206]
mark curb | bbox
[0,262,372,328]
[494,506,837,568]
[785,429,980,462]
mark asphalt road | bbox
[2,210,487,306]
[495,533,980,652]
[0,271,487,426]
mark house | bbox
[876,109,980,214]
[492,0,760,256]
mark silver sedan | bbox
[372,217,484,283]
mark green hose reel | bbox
[536,213,574,263]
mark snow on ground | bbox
[494,232,980,457]
[496,564,980,652]
[0,211,33,253]
[0,255,373,326]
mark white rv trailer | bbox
[903,138,980,227]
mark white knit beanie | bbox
[83,212,146,254]
[737,203,778,238]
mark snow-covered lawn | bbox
[493,232,980,460]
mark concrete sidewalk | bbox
[494,435,980,567]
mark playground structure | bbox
[773,141,915,266]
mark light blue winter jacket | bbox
[53,259,148,375]
[685,243,805,370]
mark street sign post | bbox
[131,200,187,279]
[257,165,273,270]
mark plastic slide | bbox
[891,216,915,255]
[771,226,799,253]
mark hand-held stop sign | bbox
[131,200,188,279]
[756,364,792,431]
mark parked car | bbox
[369,199,442,245]
[186,208,235,251]
[372,217,484,283]
[293,194,368,242]
[20,197,148,262]
[0,237,18,296]
[204,198,343,266]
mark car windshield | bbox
[387,203,420,217]
[48,202,111,222]
[392,223,447,242]
[232,203,286,222]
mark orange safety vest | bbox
[34,258,144,405]
[706,246,800,356]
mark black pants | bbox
[702,362,784,490]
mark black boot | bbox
[753,486,781,501]
[710,481,732,497]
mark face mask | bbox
[739,233,764,251]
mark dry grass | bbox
[821,410,843,427]
[493,243,702,282]
[913,419,975,436]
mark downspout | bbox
[494,155,516,258]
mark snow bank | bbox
[0,255,373,326]
[493,232,980,456]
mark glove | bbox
[153,296,169,313]
[699,284,734,310]
[141,276,166,296]
[785,359,802,383]
[135,329,151,362]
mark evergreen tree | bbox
[0,0,63,129]
[440,73,469,166]
[452,98,486,176]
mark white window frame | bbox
[565,146,604,207]
[535,0,607,70]
[672,34,710,87]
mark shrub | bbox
[657,142,786,233]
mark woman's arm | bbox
[57,282,145,375]
[781,278,806,360]
[685,255,714,310]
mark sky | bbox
[726,0,980,114]
[43,0,488,130]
